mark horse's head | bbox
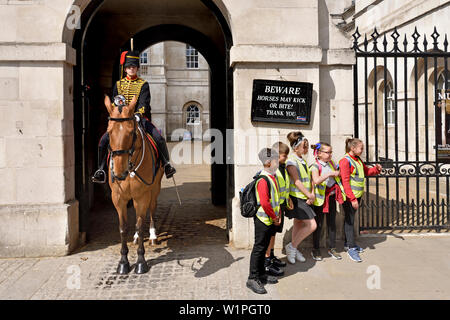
[104,95,138,181]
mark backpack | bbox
[239,173,271,218]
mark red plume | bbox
[120,51,128,65]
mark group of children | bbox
[246,131,383,295]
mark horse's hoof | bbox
[135,262,149,274]
[117,262,131,274]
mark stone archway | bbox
[69,0,233,240]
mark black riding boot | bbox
[157,139,176,179]
[92,134,109,184]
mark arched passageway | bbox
[71,0,233,239]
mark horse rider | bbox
[92,50,176,183]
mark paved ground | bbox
[0,150,449,300]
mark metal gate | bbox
[352,27,450,232]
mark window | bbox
[384,82,395,125]
[437,70,449,91]
[186,105,200,124]
[140,52,148,65]
[436,70,450,145]
[186,45,199,69]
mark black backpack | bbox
[239,173,271,218]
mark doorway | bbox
[71,0,233,240]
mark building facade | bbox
[0,0,448,257]
[139,42,210,141]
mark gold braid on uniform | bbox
[116,77,147,114]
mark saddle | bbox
[137,115,160,163]
[143,130,161,171]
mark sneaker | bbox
[264,258,284,276]
[285,243,297,264]
[260,274,278,284]
[296,249,306,262]
[347,248,362,262]
[328,248,342,260]
[271,256,287,268]
[311,249,323,261]
[344,245,364,253]
[246,279,267,294]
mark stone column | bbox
[0,42,79,257]
[227,0,355,249]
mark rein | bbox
[108,115,156,185]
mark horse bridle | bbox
[108,115,137,182]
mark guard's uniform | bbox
[114,76,151,119]
[92,50,176,183]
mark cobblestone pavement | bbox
[0,160,449,300]
[0,197,280,300]
[0,160,280,300]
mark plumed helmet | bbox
[120,50,140,68]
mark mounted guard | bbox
[92,50,176,184]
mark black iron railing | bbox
[353,27,450,232]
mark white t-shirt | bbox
[310,159,337,189]
[286,154,306,169]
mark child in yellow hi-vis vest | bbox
[310,142,346,261]
[263,142,294,277]
[247,148,282,295]
[284,131,317,264]
[339,138,382,263]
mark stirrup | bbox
[91,169,106,184]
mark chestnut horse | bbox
[104,95,164,274]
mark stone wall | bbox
[1,0,447,257]
[0,0,80,257]
[228,0,356,249]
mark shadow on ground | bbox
[74,181,242,278]
[277,224,390,278]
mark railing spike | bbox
[352,27,361,49]
[391,27,400,52]
[431,27,440,50]
[412,27,421,52]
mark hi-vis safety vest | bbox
[342,153,365,199]
[310,159,346,207]
[255,171,280,226]
[275,167,290,205]
[288,155,311,200]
